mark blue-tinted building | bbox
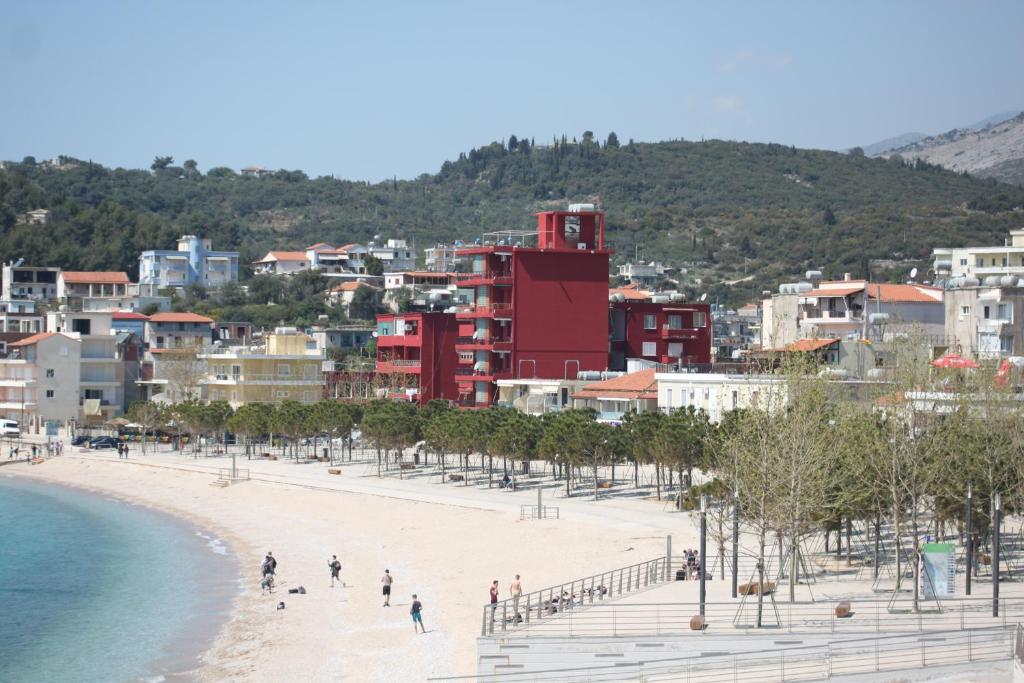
[139,235,239,288]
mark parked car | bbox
[89,436,120,449]
[71,435,90,446]
[0,419,20,437]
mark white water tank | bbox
[795,282,813,294]
[984,276,1002,287]
[963,277,981,287]
[568,203,596,212]
[1000,275,1018,287]
[805,270,823,282]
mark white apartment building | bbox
[46,311,127,424]
[0,332,81,433]
[0,300,44,334]
[933,229,1024,280]
[138,235,239,288]
[2,265,61,301]
[252,251,309,276]
[424,244,460,272]
[199,332,325,408]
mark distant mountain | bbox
[861,133,927,157]
[883,112,1024,186]
[964,110,1023,131]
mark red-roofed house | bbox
[572,369,659,422]
[762,277,945,348]
[253,251,309,276]
[57,271,130,300]
[144,311,215,350]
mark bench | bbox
[689,615,707,631]
[835,601,852,618]
[448,474,464,482]
[328,468,341,475]
[597,480,613,489]
[400,463,416,470]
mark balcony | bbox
[376,359,422,374]
[454,271,513,287]
[376,333,421,347]
[204,373,322,384]
[661,324,702,340]
[454,335,513,351]
[455,302,513,319]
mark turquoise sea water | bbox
[0,476,237,683]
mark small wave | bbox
[194,531,228,555]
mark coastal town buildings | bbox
[198,332,325,408]
[138,235,239,289]
[374,312,459,403]
[609,299,712,371]
[46,310,130,425]
[0,332,81,433]
[424,243,461,272]
[1,264,60,301]
[253,251,309,276]
[144,312,216,350]
[932,229,1024,280]
[0,300,44,334]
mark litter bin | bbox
[322,447,328,460]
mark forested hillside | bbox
[2,133,1023,304]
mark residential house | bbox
[495,377,589,415]
[424,243,461,272]
[370,239,416,272]
[252,251,309,276]
[215,322,252,347]
[240,166,272,178]
[144,312,215,350]
[328,281,382,317]
[199,332,325,408]
[608,300,712,371]
[617,262,660,286]
[24,209,51,225]
[2,264,60,301]
[0,300,44,334]
[571,369,659,423]
[111,311,149,339]
[375,312,460,403]
[382,271,460,312]
[309,325,374,356]
[139,235,239,288]
[933,229,1024,280]
[0,332,81,433]
[656,372,782,422]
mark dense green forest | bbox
[2,133,1023,305]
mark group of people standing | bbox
[489,574,524,620]
[117,442,130,459]
[7,442,61,461]
[259,553,427,634]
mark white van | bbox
[0,420,20,437]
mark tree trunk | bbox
[789,532,798,603]
[593,461,599,502]
[655,464,662,501]
[756,529,767,628]
[846,518,853,566]
[440,451,446,483]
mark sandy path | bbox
[4,455,696,681]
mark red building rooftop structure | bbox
[375,205,712,407]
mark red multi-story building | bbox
[452,209,611,407]
[374,311,459,403]
[609,300,712,370]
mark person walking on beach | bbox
[117,442,124,459]
[410,594,425,633]
[123,442,129,459]
[489,580,499,616]
[381,569,393,606]
[510,575,523,621]
[262,552,277,578]
[328,555,342,587]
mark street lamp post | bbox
[700,495,707,616]
[731,487,739,599]
[993,492,1001,617]
[965,482,973,596]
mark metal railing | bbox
[443,626,1014,682]
[217,467,250,481]
[498,597,1024,639]
[482,556,671,636]
[520,505,559,520]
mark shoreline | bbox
[4,453,689,680]
[0,469,251,683]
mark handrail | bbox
[481,556,670,636]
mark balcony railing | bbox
[661,324,701,340]
[455,302,514,317]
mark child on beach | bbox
[410,594,425,633]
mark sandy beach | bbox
[3,451,698,681]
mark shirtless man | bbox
[510,574,523,621]
[381,569,393,606]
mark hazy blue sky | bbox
[2,1,1021,181]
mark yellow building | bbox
[200,333,324,408]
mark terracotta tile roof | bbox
[781,338,839,352]
[10,332,58,347]
[804,286,862,298]
[331,281,379,292]
[61,271,130,284]
[148,312,215,324]
[112,311,150,320]
[573,369,658,400]
[254,251,308,263]
[866,283,943,303]
[609,286,652,301]
[306,243,335,251]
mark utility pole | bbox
[965,482,973,596]
[699,495,707,616]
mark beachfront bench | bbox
[597,480,613,489]
[835,601,852,618]
[689,615,707,631]
[448,474,464,482]
[400,463,416,470]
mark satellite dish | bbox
[371,331,379,338]
[910,267,918,279]
[699,293,707,302]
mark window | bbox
[642,341,657,357]
[665,388,673,408]
[668,314,682,329]
[277,364,291,376]
[45,390,54,398]
[984,305,991,320]
[643,314,657,330]
[977,257,985,268]
[71,318,91,335]
[960,258,968,266]
[667,342,683,357]
[1002,336,1015,354]
[999,303,1013,322]
[692,312,707,328]
[46,369,54,378]
[275,391,290,398]
[961,306,970,316]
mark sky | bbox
[2,1,1022,181]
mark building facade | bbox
[609,300,712,371]
[139,235,239,288]
[0,332,81,433]
[933,229,1024,280]
[199,333,325,408]
[45,310,128,424]
[144,312,215,350]
[2,265,60,301]
[375,312,459,403]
